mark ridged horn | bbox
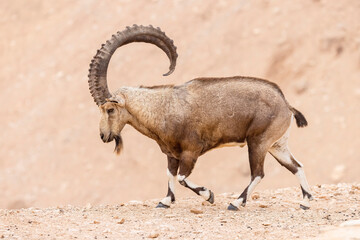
[88,24,178,106]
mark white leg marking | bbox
[231,176,262,208]
[177,175,185,182]
[231,198,244,208]
[199,189,210,200]
[184,179,210,200]
[160,169,176,206]
[247,176,262,196]
[295,168,312,197]
[178,175,210,200]
[297,168,312,209]
[167,169,176,196]
[160,196,172,206]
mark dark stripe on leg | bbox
[179,179,206,196]
[238,186,249,206]
[167,182,175,202]
[301,186,312,199]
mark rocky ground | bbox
[1,183,360,240]
[1,0,360,210]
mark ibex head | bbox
[88,25,178,154]
[98,96,129,154]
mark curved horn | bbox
[88,24,178,106]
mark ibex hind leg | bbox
[228,138,268,211]
[269,135,313,210]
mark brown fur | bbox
[99,76,303,160]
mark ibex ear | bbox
[106,95,125,107]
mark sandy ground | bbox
[1,183,360,240]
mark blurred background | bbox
[0,0,359,209]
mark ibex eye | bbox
[107,108,114,114]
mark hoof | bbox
[156,202,170,209]
[300,204,310,210]
[227,203,239,211]
[207,190,215,204]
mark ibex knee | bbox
[177,175,186,186]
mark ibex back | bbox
[88,25,313,210]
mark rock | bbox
[259,204,268,208]
[117,218,125,224]
[148,232,160,238]
[202,201,211,206]
[262,222,271,226]
[251,192,260,200]
[56,209,64,214]
[93,221,100,224]
[190,209,203,214]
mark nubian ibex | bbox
[88,25,313,210]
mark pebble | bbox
[202,201,211,206]
[148,232,160,238]
[85,203,92,209]
[117,218,125,224]
[190,209,204,214]
[252,193,260,200]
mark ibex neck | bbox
[118,87,173,139]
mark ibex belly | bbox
[216,141,247,149]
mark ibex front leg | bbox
[156,157,179,208]
[177,153,214,204]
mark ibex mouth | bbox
[100,133,123,154]
[101,133,114,143]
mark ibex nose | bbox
[100,133,104,140]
